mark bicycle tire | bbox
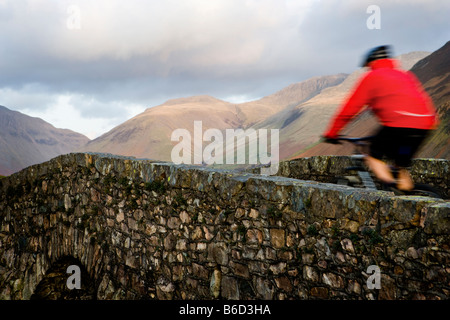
[412,184,445,199]
[335,176,350,186]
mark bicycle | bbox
[332,136,446,199]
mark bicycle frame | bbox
[334,136,445,199]
[336,136,378,190]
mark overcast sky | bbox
[1,0,449,139]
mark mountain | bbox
[236,74,348,127]
[2,45,445,176]
[81,95,239,160]
[80,46,446,166]
[80,74,347,161]
[292,50,437,159]
[410,41,450,159]
[0,106,90,176]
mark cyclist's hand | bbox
[322,136,341,145]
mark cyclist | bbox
[322,45,439,192]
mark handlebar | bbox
[322,135,376,146]
[335,136,376,143]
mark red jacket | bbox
[323,59,438,139]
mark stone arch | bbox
[31,255,96,300]
[13,222,110,300]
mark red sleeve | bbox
[323,73,373,139]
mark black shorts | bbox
[370,126,430,167]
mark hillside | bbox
[411,41,450,159]
[80,49,438,165]
[81,95,239,160]
[80,74,347,161]
[236,74,348,128]
[0,106,90,176]
[3,45,445,175]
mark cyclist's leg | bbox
[364,155,396,185]
[393,128,430,191]
[366,126,397,185]
[397,168,414,191]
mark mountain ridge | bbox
[80,73,349,161]
[2,45,448,176]
[0,105,90,175]
[75,48,449,164]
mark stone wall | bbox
[0,153,449,300]
[275,156,449,198]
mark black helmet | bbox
[361,45,392,67]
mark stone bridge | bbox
[0,153,448,300]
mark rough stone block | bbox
[221,276,239,300]
[423,202,450,234]
[270,229,285,248]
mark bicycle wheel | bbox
[335,176,350,186]
[335,175,361,187]
[411,184,445,199]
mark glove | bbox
[322,136,341,145]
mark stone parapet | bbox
[0,153,448,300]
[275,156,449,198]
